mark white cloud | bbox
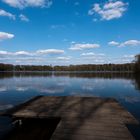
[108,41,119,46]
[108,40,140,47]
[2,0,53,9]
[88,0,128,21]
[81,52,95,56]
[111,54,135,64]
[81,52,105,56]
[56,57,71,60]
[123,54,134,58]
[0,49,64,58]
[69,43,100,50]
[80,52,106,63]
[0,32,14,41]
[14,57,45,64]
[19,14,29,22]
[0,9,15,20]
[14,51,33,56]
[36,49,64,55]
[119,40,140,47]
[121,54,135,63]
[0,50,46,64]
[0,49,106,65]
[0,51,34,57]
[0,51,10,56]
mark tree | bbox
[135,54,140,74]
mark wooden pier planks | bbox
[7,96,139,140]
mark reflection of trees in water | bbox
[134,74,140,91]
[134,54,140,74]
[60,72,134,79]
[0,72,135,79]
[0,72,52,79]
[134,54,140,90]
[0,72,140,91]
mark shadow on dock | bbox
[1,96,140,140]
[2,117,60,140]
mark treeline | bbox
[0,54,140,72]
[0,63,135,72]
[135,54,140,74]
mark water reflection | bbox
[0,72,135,79]
[0,72,140,120]
[0,104,13,111]
[134,74,140,91]
[0,72,139,90]
[40,86,65,94]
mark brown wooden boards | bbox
[6,96,139,140]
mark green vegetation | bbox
[0,63,135,72]
[135,54,140,74]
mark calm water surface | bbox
[0,72,140,121]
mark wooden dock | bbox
[4,96,139,140]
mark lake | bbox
[0,72,140,122]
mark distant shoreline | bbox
[0,71,134,73]
[0,63,135,73]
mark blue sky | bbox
[0,0,140,65]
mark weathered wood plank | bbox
[51,133,133,140]
[4,96,139,140]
